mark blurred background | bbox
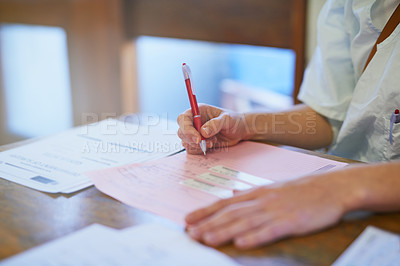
[0,0,325,145]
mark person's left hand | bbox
[185,175,348,249]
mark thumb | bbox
[201,113,231,138]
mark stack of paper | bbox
[0,118,183,193]
[0,224,239,266]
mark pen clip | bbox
[182,63,196,96]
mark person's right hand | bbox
[177,104,248,154]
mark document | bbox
[0,223,239,266]
[0,118,183,193]
[86,141,348,225]
[333,226,400,266]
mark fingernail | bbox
[204,232,216,244]
[187,227,200,239]
[192,136,199,144]
[235,237,247,247]
[203,127,211,137]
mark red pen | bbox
[182,63,207,155]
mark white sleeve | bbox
[298,0,356,122]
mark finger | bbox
[201,113,231,138]
[182,142,206,155]
[178,128,198,144]
[188,200,263,240]
[177,111,202,143]
[198,103,219,123]
[233,218,295,249]
[177,109,192,128]
[185,189,261,224]
[200,209,274,247]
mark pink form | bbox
[85,141,348,225]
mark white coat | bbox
[298,0,400,162]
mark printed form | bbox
[333,226,400,266]
[0,118,183,193]
[1,223,239,266]
[86,141,348,225]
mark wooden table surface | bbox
[1,139,400,265]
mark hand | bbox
[177,104,248,154]
[185,176,347,249]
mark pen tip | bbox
[200,140,206,156]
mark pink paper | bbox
[86,141,348,225]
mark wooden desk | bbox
[1,140,400,265]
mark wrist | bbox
[318,168,368,214]
[340,182,367,214]
[241,113,254,140]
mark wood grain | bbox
[1,136,399,264]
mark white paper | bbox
[333,226,400,266]
[0,118,183,193]
[1,224,239,266]
[118,224,239,266]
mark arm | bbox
[185,161,400,249]
[177,104,333,154]
[243,104,333,150]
